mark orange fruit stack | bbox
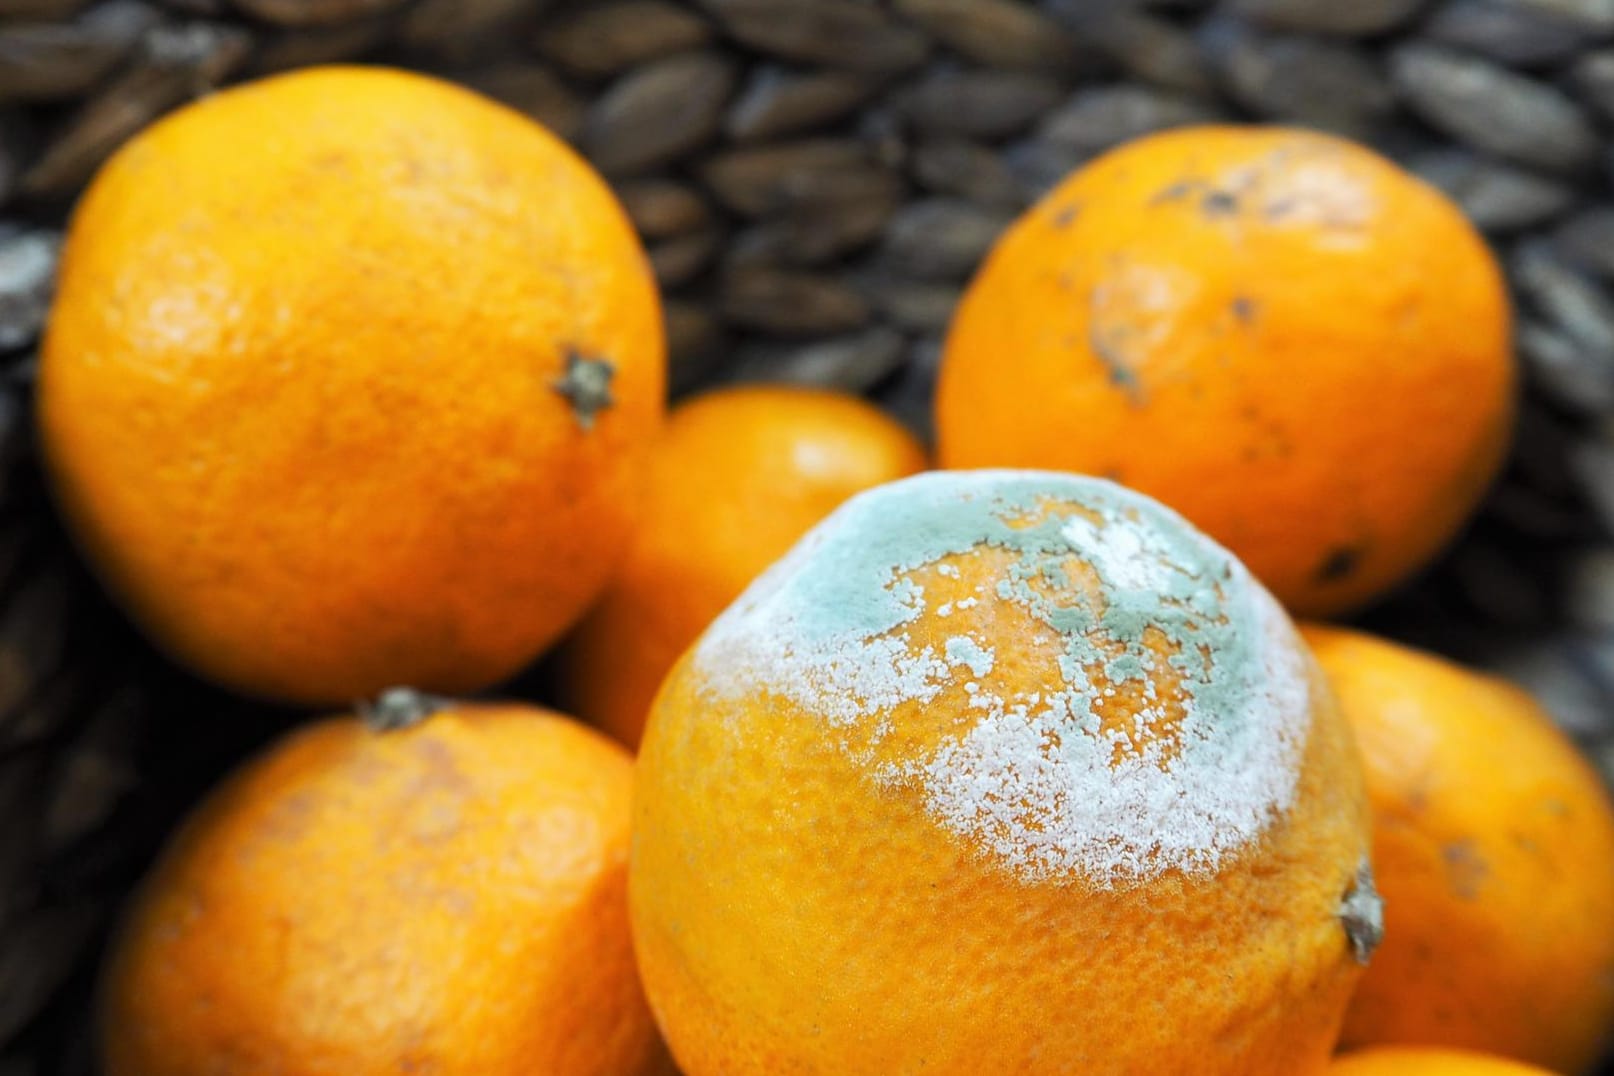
[29,61,1608,1076]
[632,469,1376,1074]
[559,384,926,747]
[1308,626,1614,1074]
[1332,1047,1560,1075]
[39,66,665,705]
[937,125,1514,617]
[101,691,667,1075]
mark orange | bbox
[936,125,1514,616]
[1305,625,1614,1074]
[1331,1047,1560,1076]
[38,65,665,704]
[559,384,926,748]
[99,690,665,1075]
[631,469,1377,1074]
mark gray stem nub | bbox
[360,687,446,732]
[1339,857,1385,966]
[553,350,616,430]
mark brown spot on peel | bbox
[1315,545,1363,583]
[1201,190,1240,217]
[1088,321,1145,406]
[1442,840,1489,900]
[1149,179,1196,206]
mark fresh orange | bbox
[1304,625,1614,1074]
[99,690,665,1075]
[632,469,1378,1074]
[936,125,1514,617]
[559,384,926,748]
[1331,1047,1560,1076]
[38,65,664,704]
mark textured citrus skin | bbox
[1331,1048,1559,1076]
[38,65,665,704]
[936,125,1513,616]
[1305,626,1614,1074]
[100,701,666,1076]
[632,474,1373,1075]
[560,385,926,748]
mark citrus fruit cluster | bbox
[32,65,1614,1076]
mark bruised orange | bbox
[1305,626,1614,1074]
[559,384,926,747]
[632,469,1377,1074]
[936,125,1513,616]
[38,65,664,704]
[99,691,665,1076]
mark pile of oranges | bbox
[33,65,1614,1076]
